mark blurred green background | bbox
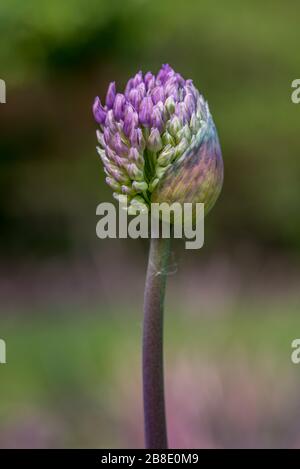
[0,0,300,448]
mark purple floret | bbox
[92,64,198,136]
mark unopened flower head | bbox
[93,64,223,215]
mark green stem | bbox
[143,236,171,449]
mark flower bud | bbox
[157,145,174,166]
[113,133,128,157]
[162,131,175,146]
[106,177,121,191]
[139,97,153,127]
[96,146,109,165]
[106,82,116,109]
[93,97,107,124]
[130,128,146,153]
[174,138,188,158]
[96,130,106,148]
[152,86,165,104]
[151,106,164,131]
[93,64,223,215]
[184,93,196,118]
[132,181,148,192]
[105,109,117,133]
[127,163,144,181]
[144,72,155,90]
[148,128,163,152]
[165,96,175,114]
[168,116,181,137]
[129,88,141,110]
[124,78,134,98]
[128,147,144,168]
[123,105,138,137]
[133,71,143,87]
[121,185,135,195]
[113,93,126,121]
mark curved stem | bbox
[143,236,171,449]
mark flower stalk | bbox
[143,235,171,449]
[92,64,223,449]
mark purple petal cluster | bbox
[93,64,223,214]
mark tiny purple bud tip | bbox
[184,93,196,119]
[113,132,128,156]
[175,102,188,123]
[106,82,116,109]
[129,88,141,110]
[93,97,107,124]
[105,109,117,132]
[156,64,172,84]
[124,78,134,98]
[148,127,163,152]
[165,83,179,101]
[113,93,126,121]
[103,127,111,145]
[152,106,164,131]
[133,71,143,88]
[130,128,145,151]
[144,72,155,91]
[123,105,138,137]
[151,86,165,105]
[129,147,140,163]
[139,96,153,127]
[137,82,146,99]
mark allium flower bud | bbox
[93,64,223,215]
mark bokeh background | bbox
[0,0,300,448]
